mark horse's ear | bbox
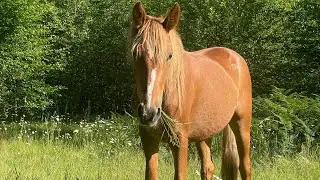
[132,2,146,29]
[163,3,181,31]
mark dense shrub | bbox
[0,0,319,119]
[252,88,320,156]
[52,0,133,116]
[0,0,61,120]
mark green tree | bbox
[51,0,134,116]
[0,0,60,120]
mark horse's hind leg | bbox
[196,139,215,180]
[229,113,252,180]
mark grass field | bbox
[0,140,319,180]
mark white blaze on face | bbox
[147,68,157,107]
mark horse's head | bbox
[130,2,184,127]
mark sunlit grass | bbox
[0,140,319,179]
[0,114,319,179]
[0,140,200,179]
[0,140,144,179]
[253,155,320,180]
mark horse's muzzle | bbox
[138,103,161,126]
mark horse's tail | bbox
[221,124,239,180]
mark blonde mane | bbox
[129,17,185,113]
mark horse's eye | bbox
[168,52,173,61]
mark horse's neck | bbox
[161,51,187,118]
[162,52,189,117]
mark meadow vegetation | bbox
[0,140,319,179]
[0,88,319,179]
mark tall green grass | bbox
[0,140,319,179]
[1,88,318,157]
[0,88,319,179]
[0,114,141,157]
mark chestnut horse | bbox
[129,2,252,180]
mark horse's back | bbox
[194,47,250,89]
[196,47,252,113]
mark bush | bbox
[0,0,61,121]
[52,0,133,116]
[251,87,320,156]
[1,0,319,120]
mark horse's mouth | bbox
[138,103,162,127]
[139,112,161,128]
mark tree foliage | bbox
[0,0,319,119]
[0,0,60,120]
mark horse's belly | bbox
[188,110,235,141]
[187,65,238,141]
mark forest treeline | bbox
[0,0,319,120]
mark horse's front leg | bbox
[170,130,189,180]
[140,127,161,180]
